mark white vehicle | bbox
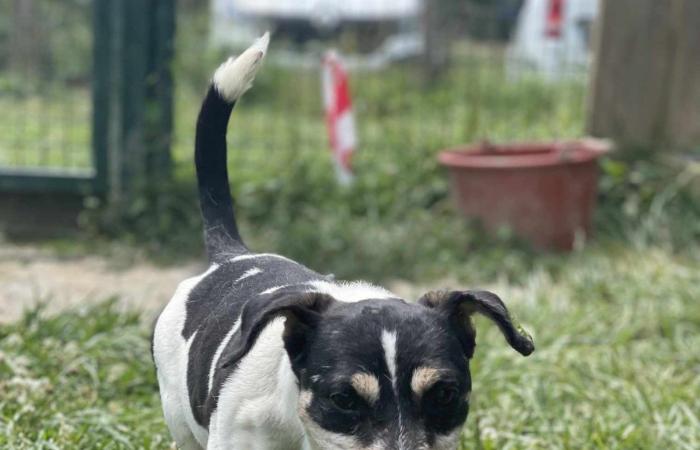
[506,0,599,81]
[211,0,424,68]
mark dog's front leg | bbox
[206,428,250,450]
[207,426,304,450]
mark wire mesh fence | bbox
[0,0,595,192]
[173,0,593,180]
[0,0,94,173]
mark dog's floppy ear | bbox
[219,292,337,370]
[419,290,534,358]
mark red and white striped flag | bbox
[545,0,564,38]
[322,50,356,185]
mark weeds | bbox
[0,300,168,449]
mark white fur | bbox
[307,280,395,303]
[235,267,262,283]
[207,318,306,450]
[207,266,262,395]
[153,264,219,448]
[213,32,270,102]
[381,330,408,450]
[260,285,286,295]
[381,331,398,386]
[230,252,296,264]
[208,318,242,394]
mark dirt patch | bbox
[0,243,441,324]
[0,244,204,323]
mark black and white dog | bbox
[153,33,534,450]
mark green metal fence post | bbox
[119,0,175,201]
[120,0,150,198]
[93,0,175,204]
[0,0,175,201]
[92,0,112,196]
[146,0,176,181]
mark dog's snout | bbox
[375,423,428,450]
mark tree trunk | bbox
[665,0,700,149]
[587,0,700,150]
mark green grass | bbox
[1,246,698,449]
[0,301,168,449]
[0,79,92,170]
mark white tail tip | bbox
[213,32,270,102]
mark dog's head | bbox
[226,289,533,450]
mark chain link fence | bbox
[173,0,593,176]
[0,0,93,173]
[0,0,595,193]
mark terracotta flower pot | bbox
[438,139,611,251]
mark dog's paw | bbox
[213,32,270,101]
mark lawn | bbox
[1,245,698,449]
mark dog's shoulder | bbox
[181,253,319,337]
[182,252,325,426]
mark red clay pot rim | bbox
[438,139,611,169]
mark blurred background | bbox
[1,0,698,278]
[0,1,699,449]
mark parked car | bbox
[210,0,425,68]
[506,0,599,81]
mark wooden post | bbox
[665,0,700,149]
[587,0,700,150]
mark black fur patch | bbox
[296,299,471,446]
[184,254,323,426]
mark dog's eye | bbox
[329,391,362,412]
[429,384,459,407]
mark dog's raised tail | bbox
[195,32,269,261]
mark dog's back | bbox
[153,254,323,448]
